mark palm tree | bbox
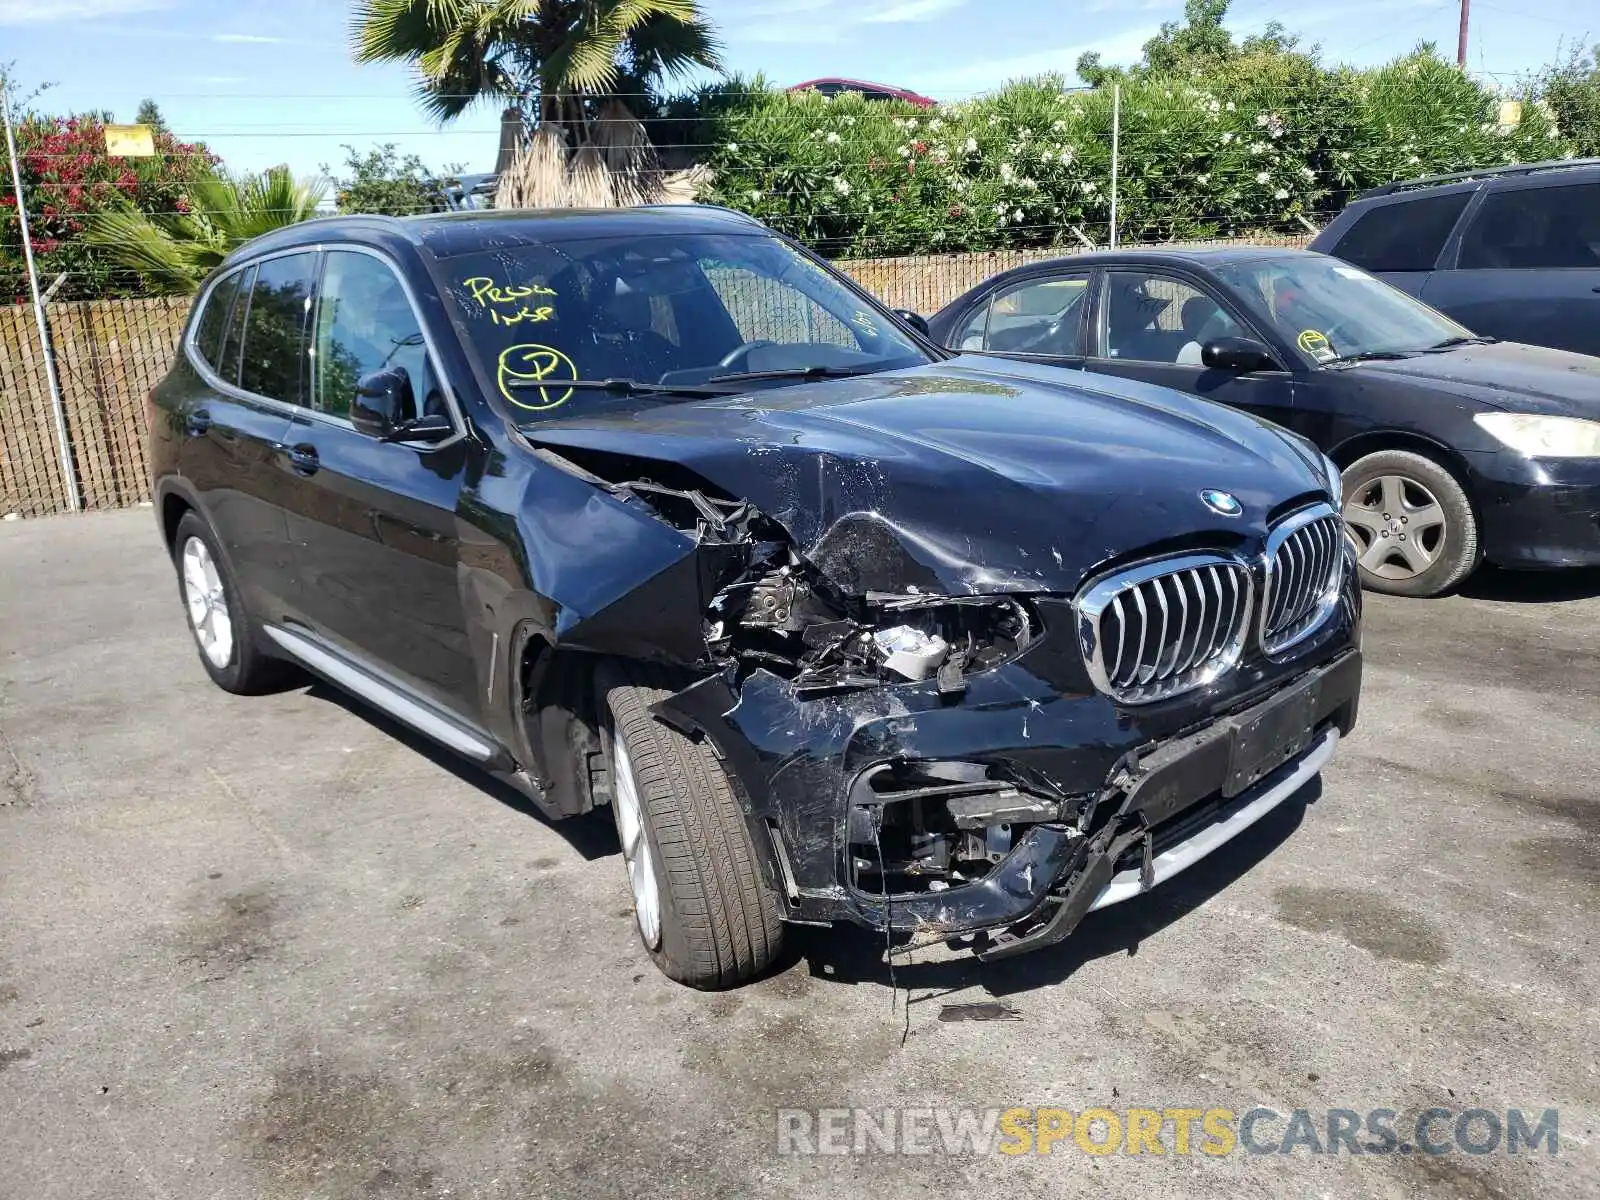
[351,0,722,207]
[86,167,326,294]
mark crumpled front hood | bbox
[1342,341,1600,416]
[524,360,1327,596]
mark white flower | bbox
[1250,141,1269,154]
[1000,162,1016,182]
[994,203,1007,214]
[928,118,943,131]
[1274,188,1289,200]
[1023,177,1038,190]
[843,115,857,125]
[1197,173,1210,184]
[1339,150,1351,159]
[906,117,919,129]
[832,177,851,195]
[1408,154,1420,163]
[964,136,979,153]
[1082,180,1097,194]
[727,142,739,152]
[825,131,841,144]
[1256,113,1269,127]
[1221,132,1234,144]
[747,189,763,201]
[1013,208,1025,223]
[1052,120,1066,131]
[1256,171,1271,184]
[1225,101,1235,111]
[1299,166,1315,180]
[932,230,945,241]
[1059,146,1075,164]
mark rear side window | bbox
[1457,183,1600,269]
[193,271,242,368]
[239,252,318,405]
[215,264,255,386]
[1331,192,1471,272]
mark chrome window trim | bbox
[1259,502,1346,659]
[1075,551,1255,704]
[183,242,468,450]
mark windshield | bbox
[441,231,933,419]
[1214,256,1473,365]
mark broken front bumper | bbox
[847,648,1362,958]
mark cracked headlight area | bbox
[707,557,1040,695]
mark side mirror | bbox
[351,368,412,439]
[1202,336,1282,373]
[894,308,932,338]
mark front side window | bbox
[441,231,933,420]
[1102,272,1240,364]
[1216,255,1470,365]
[1331,192,1470,273]
[239,252,317,405]
[975,274,1091,355]
[1457,183,1600,270]
[312,251,442,421]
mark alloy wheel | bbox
[611,731,662,950]
[1342,474,1447,581]
[181,536,234,669]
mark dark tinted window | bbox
[1458,183,1600,269]
[216,264,255,385]
[1103,272,1239,364]
[239,252,317,404]
[959,274,1092,354]
[312,250,442,421]
[1332,192,1471,272]
[194,271,241,368]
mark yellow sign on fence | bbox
[104,124,156,158]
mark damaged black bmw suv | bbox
[150,205,1362,988]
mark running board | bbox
[263,624,500,763]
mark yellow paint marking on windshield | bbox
[464,276,558,307]
[498,343,577,412]
[1297,329,1335,361]
[491,305,555,327]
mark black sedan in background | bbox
[929,248,1600,597]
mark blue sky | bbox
[1,0,1593,178]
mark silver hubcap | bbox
[1342,474,1447,580]
[611,732,661,950]
[181,536,234,669]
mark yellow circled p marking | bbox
[497,343,577,412]
[1297,328,1331,356]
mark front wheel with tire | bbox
[601,664,785,989]
[170,511,286,694]
[1341,449,1479,597]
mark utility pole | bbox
[1,79,80,512]
[1457,0,1470,68]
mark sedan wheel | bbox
[181,535,234,669]
[1339,449,1480,597]
[1342,474,1447,582]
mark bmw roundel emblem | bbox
[1200,489,1243,517]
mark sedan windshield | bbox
[1215,256,1474,366]
[441,231,933,420]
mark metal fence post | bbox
[1108,83,1120,249]
[2,84,80,513]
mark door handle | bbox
[286,444,320,475]
[185,409,212,437]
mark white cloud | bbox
[916,25,1159,93]
[0,0,171,21]
[861,0,966,23]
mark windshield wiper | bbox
[1420,335,1498,352]
[503,377,738,400]
[1326,350,1418,366]
[706,365,873,384]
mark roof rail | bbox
[1357,156,1600,200]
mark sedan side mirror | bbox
[1202,336,1282,373]
[894,309,932,338]
[351,368,415,440]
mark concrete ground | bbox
[1,509,1596,1199]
